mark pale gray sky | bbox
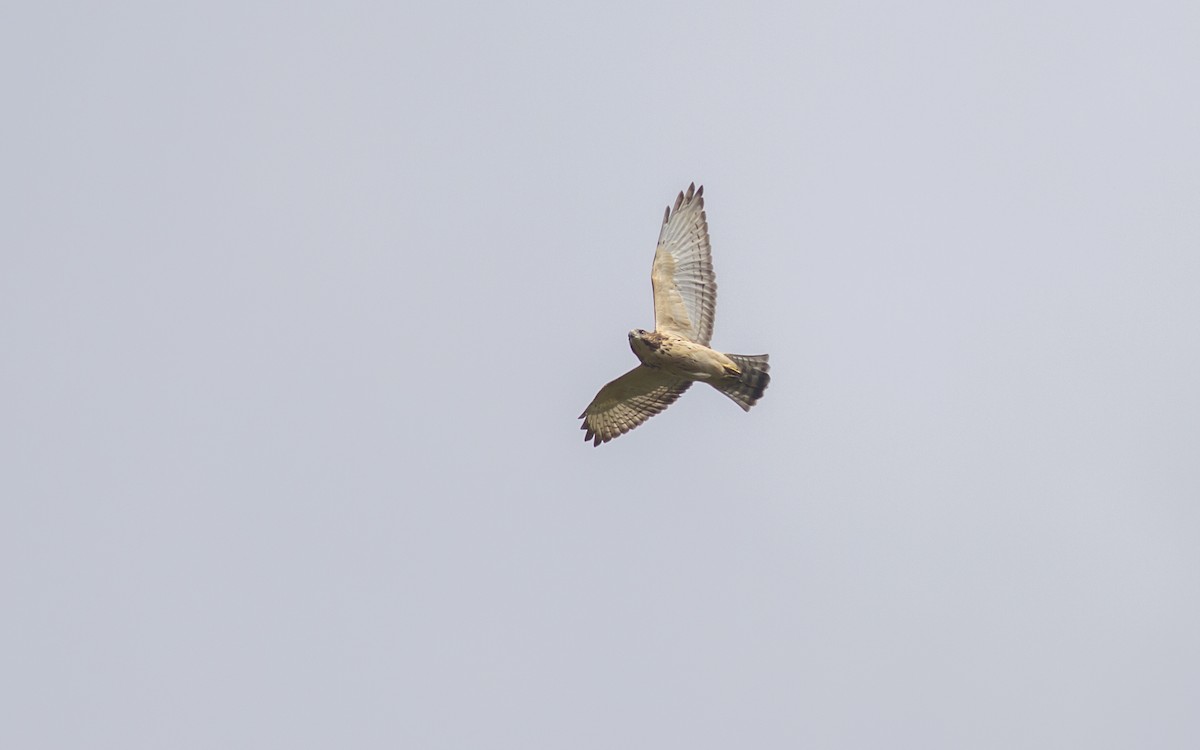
[4,1,1199,748]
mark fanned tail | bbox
[714,354,770,411]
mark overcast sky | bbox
[4,1,1199,748]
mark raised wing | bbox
[579,366,692,446]
[652,183,717,345]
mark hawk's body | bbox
[579,184,771,446]
[629,330,738,380]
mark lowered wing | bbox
[579,366,693,446]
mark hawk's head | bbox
[628,329,663,359]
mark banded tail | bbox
[715,353,771,411]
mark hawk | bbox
[579,183,770,446]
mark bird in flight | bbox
[579,183,770,446]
